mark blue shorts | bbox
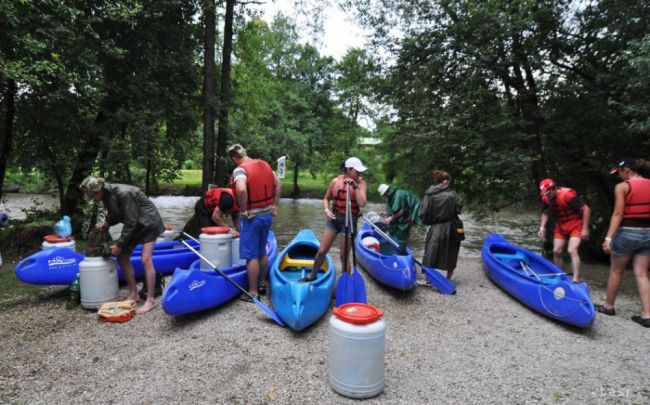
[239,214,272,260]
[325,212,358,235]
[611,228,650,257]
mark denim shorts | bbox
[325,212,358,235]
[610,228,650,257]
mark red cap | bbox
[538,178,555,196]
[44,234,74,243]
[201,226,229,235]
[333,303,383,324]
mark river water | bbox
[1,194,541,259]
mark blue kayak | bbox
[162,231,277,316]
[481,234,595,328]
[270,229,335,331]
[354,223,417,291]
[16,239,200,285]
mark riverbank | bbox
[0,258,647,404]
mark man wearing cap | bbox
[377,184,423,244]
[79,176,164,313]
[227,144,282,300]
[194,187,241,237]
[299,156,368,282]
[537,178,591,282]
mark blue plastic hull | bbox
[15,240,200,285]
[354,223,417,291]
[481,234,595,328]
[162,231,277,316]
[270,229,335,331]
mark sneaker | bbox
[631,315,650,328]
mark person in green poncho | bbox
[377,184,424,245]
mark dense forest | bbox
[1,0,649,257]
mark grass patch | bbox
[171,170,202,186]
[0,265,41,299]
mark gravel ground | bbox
[0,259,648,405]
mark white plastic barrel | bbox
[199,226,232,270]
[41,235,76,251]
[329,303,386,398]
[157,224,175,242]
[231,237,246,266]
[79,257,119,309]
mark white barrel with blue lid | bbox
[329,303,386,398]
[199,226,232,270]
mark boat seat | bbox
[492,251,528,267]
[280,255,328,272]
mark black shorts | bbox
[121,222,165,255]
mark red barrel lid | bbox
[201,226,229,235]
[44,234,74,243]
[164,224,174,231]
[333,303,383,324]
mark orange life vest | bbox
[204,188,239,214]
[230,159,275,209]
[331,175,359,215]
[547,187,582,223]
[623,177,650,219]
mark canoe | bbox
[15,239,200,285]
[162,231,278,316]
[354,223,417,291]
[270,229,335,331]
[481,234,595,328]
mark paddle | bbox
[335,182,367,306]
[180,240,286,327]
[519,261,542,281]
[361,215,456,295]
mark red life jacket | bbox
[624,177,650,219]
[331,175,359,215]
[230,159,276,209]
[203,188,239,214]
[547,187,582,223]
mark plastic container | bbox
[79,257,120,309]
[199,226,232,270]
[329,303,386,398]
[231,237,246,266]
[157,224,175,242]
[42,234,76,251]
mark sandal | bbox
[298,275,317,283]
[595,304,615,316]
[240,294,259,303]
[258,281,267,296]
[631,315,650,328]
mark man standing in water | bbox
[538,178,591,282]
[228,144,281,300]
[80,176,164,314]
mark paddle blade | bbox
[335,272,353,306]
[351,267,368,304]
[421,266,456,295]
[253,297,286,327]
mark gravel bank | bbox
[0,259,648,404]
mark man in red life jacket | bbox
[194,187,241,237]
[227,144,281,300]
[538,178,591,282]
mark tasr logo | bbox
[48,256,77,267]
[189,279,207,291]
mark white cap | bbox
[344,157,367,172]
[378,184,390,196]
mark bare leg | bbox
[247,258,260,296]
[136,241,156,314]
[632,254,650,318]
[307,229,338,279]
[447,268,454,279]
[552,238,567,270]
[338,234,352,274]
[604,254,630,310]
[118,253,140,302]
[567,236,582,282]
[259,254,268,281]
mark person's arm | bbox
[271,173,282,216]
[538,209,549,238]
[234,177,248,217]
[211,207,228,227]
[603,182,628,253]
[323,180,336,219]
[355,177,367,209]
[580,203,591,239]
[230,212,240,237]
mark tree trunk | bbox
[291,162,301,199]
[145,157,151,196]
[0,79,17,201]
[202,0,217,191]
[214,0,235,187]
